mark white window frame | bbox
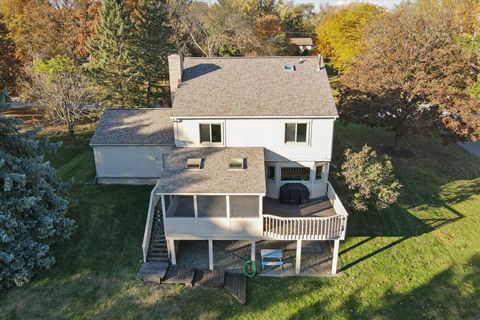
[280,166,311,182]
[199,123,224,145]
[284,122,309,144]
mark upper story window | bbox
[200,123,222,144]
[285,123,307,143]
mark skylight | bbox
[284,64,295,72]
[229,158,246,169]
[186,158,204,169]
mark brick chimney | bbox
[168,53,184,103]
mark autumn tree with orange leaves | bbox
[339,2,480,153]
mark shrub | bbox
[341,145,402,211]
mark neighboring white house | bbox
[90,55,348,275]
[289,38,314,53]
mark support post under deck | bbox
[251,241,256,262]
[332,239,340,275]
[295,240,302,274]
[208,240,214,270]
[169,239,176,265]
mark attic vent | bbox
[186,158,204,169]
[229,158,246,169]
[284,64,296,72]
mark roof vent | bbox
[229,158,246,170]
[186,158,204,169]
[284,64,296,72]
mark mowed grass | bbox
[1,123,479,319]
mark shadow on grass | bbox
[330,122,480,273]
[291,254,480,320]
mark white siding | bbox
[175,118,334,161]
[93,145,173,178]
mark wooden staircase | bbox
[138,205,169,283]
[146,206,168,263]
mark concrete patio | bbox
[174,239,334,277]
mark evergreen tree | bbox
[0,102,75,289]
[131,0,173,107]
[87,0,137,107]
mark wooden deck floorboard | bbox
[194,270,226,287]
[223,272,247,304]
[162,266,195,287]
[137,262,169,284]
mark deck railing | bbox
[263,214,347,240]
[141,186,160,262]
[327,182,349,218]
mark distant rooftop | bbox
[172,56,337,118]
[90,108,174,145]
[289,38,314,46]
[155,147,266,194]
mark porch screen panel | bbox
[230,196,259,218]
[197,196,226,217]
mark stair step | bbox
[147,257,169,262]
[148,244,167,250]
[149,248,168,254]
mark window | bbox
[281,167,310,181]
[229,158,246,169]
[186,158,204,169]
[200,123,222,143]
[285,123,307,143]
[267,166,275,180]
[315,165,323,180]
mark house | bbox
[289,38,314,54]
[90,55,348,275]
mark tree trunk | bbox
[68,127,77,146]
[393,132,402,153]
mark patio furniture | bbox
[261,249,284,270]
[279,183,310,204]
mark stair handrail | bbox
[142,184,160,262]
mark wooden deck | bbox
[161,266,195,287]
[263,196,336,218]
[137,262,169,284]
[193,270,225,287]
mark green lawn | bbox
[1,124,479,319]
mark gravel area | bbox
[174,239,333,277]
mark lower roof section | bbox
[90,108,174,145]
[155,147,266,194]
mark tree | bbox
[87,0,137,106]
[31,56,96,144]
[130,0,173,106]
[316,3,384,71]
[341,145,402,212]
[0,0,77,60]
[339,3,480,152]
[0,13,20,93]
[0,102,75,290]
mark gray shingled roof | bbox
[289,38,314,46]
[90,108,174,145]
[172,56,337,118]
[155,147,266,194]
